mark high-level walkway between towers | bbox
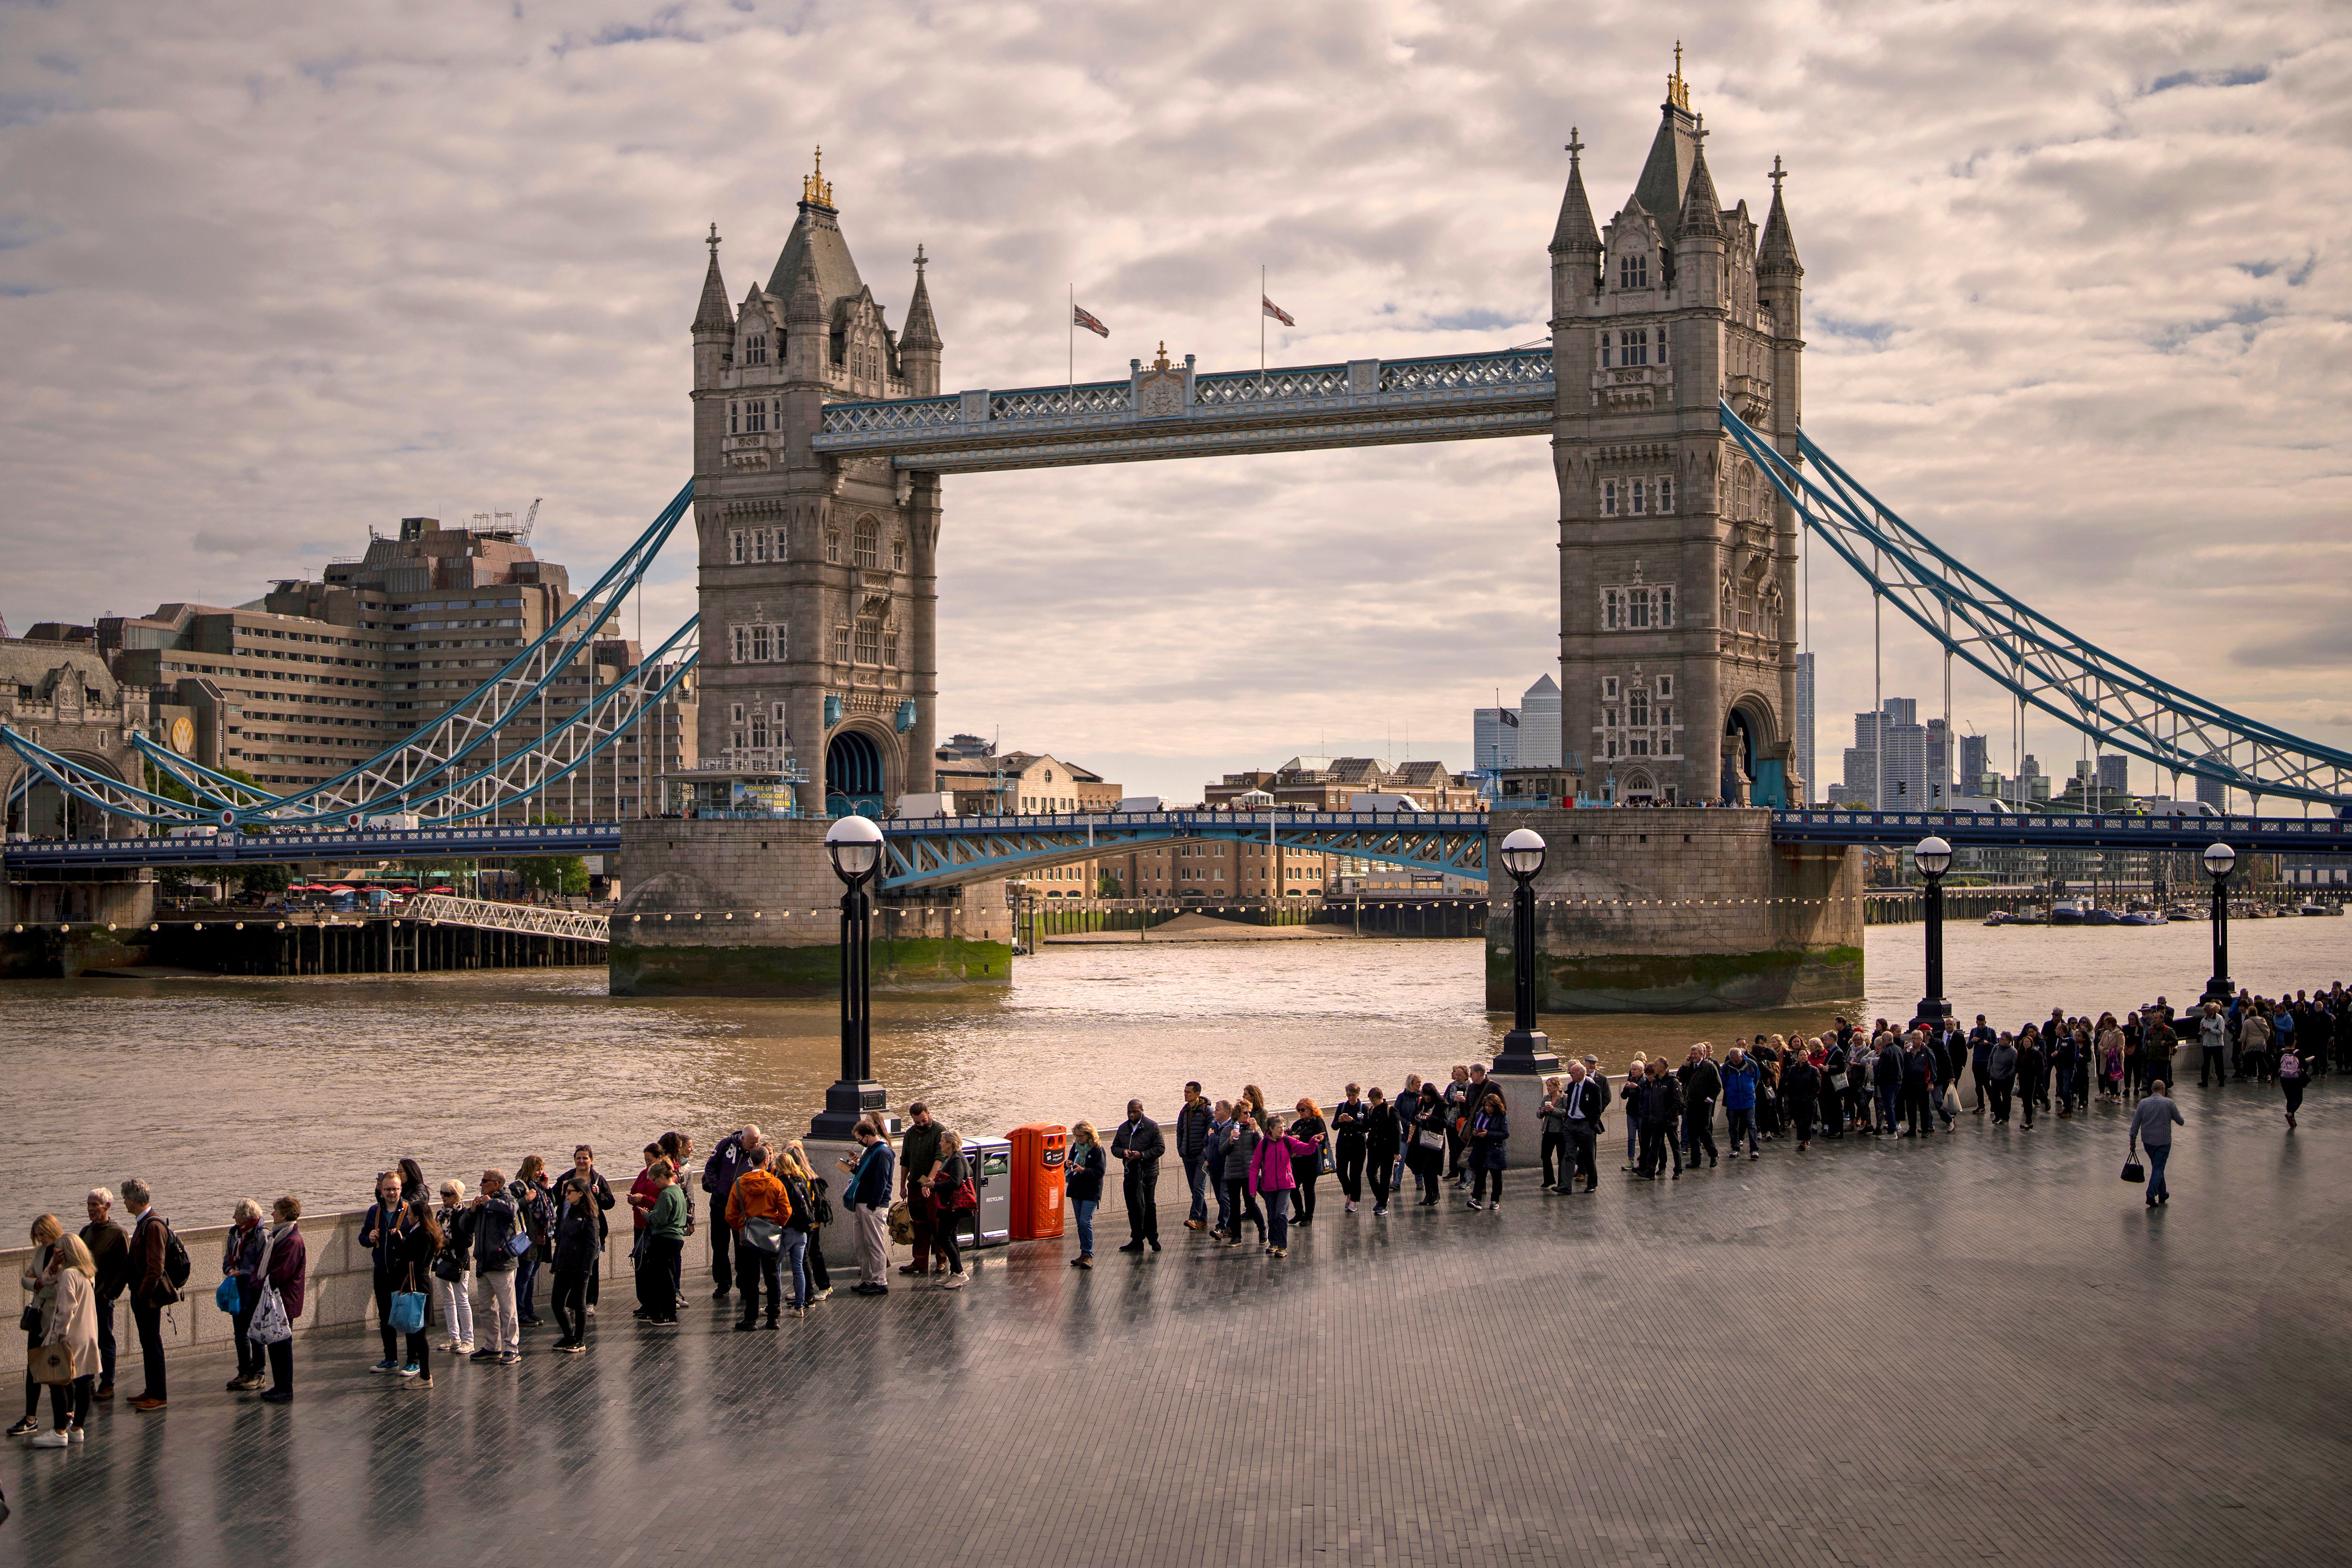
[2,1075,2344,1568]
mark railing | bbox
[403,894,612,943]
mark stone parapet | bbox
[1486,807,1864,1011]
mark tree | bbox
[1096,872,1125,897]
[516,854,589,898]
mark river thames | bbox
[2,917,2344,1220]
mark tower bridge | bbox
[9,56,2348,1004]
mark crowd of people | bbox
[10,982,2337,1455]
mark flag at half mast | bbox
[1262,295,1295,326]
[1072,303,1109,338]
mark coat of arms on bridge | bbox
[1136,342,1187,420]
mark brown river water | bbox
[3,918,2345,1222]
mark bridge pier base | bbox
[610,819,1014,996]
[1486,808,1864,1013]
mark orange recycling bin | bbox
[1008,1122,1067,1241]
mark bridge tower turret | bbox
[1550,56,1801,808]
[690,150,941,816]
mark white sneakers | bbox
[31,1430,68,1449]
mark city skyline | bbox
[2,2,2343,811]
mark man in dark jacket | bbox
[1968,1016,1997,1113]
[700,1126,763,1300]
[121,1178,173,1411]
[1556,1062,1607,1193]
[1636,1063,1683,1179]
[1112,1100,1167,1252]
[898,1106,943,1277]
[1678,1047,1722,1167]
[81,1187,129,1400]
[1171,1082,1215,1231]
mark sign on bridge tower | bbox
[690,151,942,816]
[1549,59,1806,806]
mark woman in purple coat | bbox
[258,1196,307,1403]
[1248,1116,1315,1259]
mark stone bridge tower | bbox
[1547,60,1805,806]
[690,152,941,815]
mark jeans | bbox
[735,1239,782,1319]
[638,1235,682,1321]
[1565,1125,1598,1187]
[476,1268,519,1351]
[433,1274,475,1345]
[783,1228,810,1308]
[1877,1084,1901,1133]
[1337,1141,1366,1202]
[515,1251,542,1321]
[1725,1107,1757,1155]
[131,1297,166,1400]
[1073,1199,1097,1257]
[1224,1178,1264,1240]
[851,1206,889,1284]
[552,1267,589,1343]
[1263,1189,1291,1249]
[1182,1155,1208,1224]
[2146,1141,2171,1200]
[1208,1172,1232,1234]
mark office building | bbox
[1794,652,1816,804]
[1519,675,1562,769]
[1473,706,1520,771]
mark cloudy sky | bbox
[2,0,2344,805]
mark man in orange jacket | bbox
[723,1147,792,1330]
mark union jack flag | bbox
[1072,303,1109,338]
[1262,295,1295,326]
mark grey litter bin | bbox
[965,1137,1012,1247]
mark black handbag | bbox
[2121,1140,2145,1184]
[18,1305,38,1334]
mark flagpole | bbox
[1259,263,1265,391]
[1068,283,1074,400]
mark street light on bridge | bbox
[1493,828,1559,1076]
[2202,841,2237,1009]
[1913,835,1951,1027]
[810,814,890,1140]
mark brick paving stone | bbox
[2,1077,2349,1567]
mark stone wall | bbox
[609,817,1013,995]
[1486,807,1864,1011]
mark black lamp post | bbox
[1493,828,1560,1075]
[2202,840,2236,1007]
[809,814,890,1139]
[1913,835,1952,1027]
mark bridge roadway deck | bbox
[3,1076,2344,1566]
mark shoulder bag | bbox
[388,1286,427,1335]
[741,1217,785,1255]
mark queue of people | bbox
[13,979,2337,1457]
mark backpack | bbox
[2279,1049,2302,1080]
[157,1218,192,1299]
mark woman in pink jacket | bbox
[1248,1116,1315,1259]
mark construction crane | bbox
[473,497,541,544]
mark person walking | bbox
[358,1171,406,1375]
[699,1126,763,1303]
[1112,1100,1166,1254]
[1682,1046,1721,1168]
[928,1131,974,1289]
[430,1180,476,1357]
[2278,1037,2308,1130]
[1220,1109,1266,1245]
[221,1199,269,1392]
[26,1233,98,1449]
[772,1146,819,1315]
[118,1180,178,1413]
[1249,1115,1313,1258]
[2130,1082,2185,1206]
[548,1175,600,1353]
[1287,1099,1328,1225]
[509,1157,556,1328]
[725,1146,790,1329]
[1332,1084,1369,1214]
[1066,1121,1106,1267]
[256,1196,306,1401]
[12,1217,64,1440]
[636,1158,687,1327]
[1365,1089,1401,1216]
[1173,1082,1214,1233]
[2016,1032,2046,1130]
[77,1189,126,1403]
[1720,1047,1760,1160]
[469,1171,522,1364]
[839,1117,896,1296]
[898,1105,943,1281]
[1465,1090,1510,1210]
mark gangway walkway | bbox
[402,894,612,944]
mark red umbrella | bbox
[395,884,419,891]
[426,884,454,893]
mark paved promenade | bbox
[5,1078,2348,1568]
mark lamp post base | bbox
[1493,1028,1561,1078]
[807,1079,896,1142]
[2201,978,2234,1008]
[1914,997,1949,1028]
